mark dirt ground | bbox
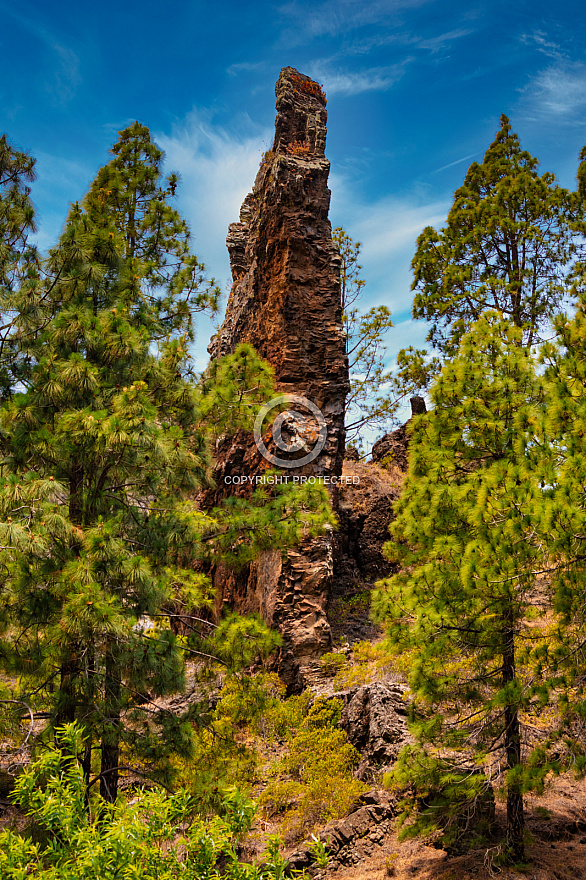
[322,774,586,880]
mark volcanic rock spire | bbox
[208,67,349,689]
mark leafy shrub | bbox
[255,690,312,740]
[319,652,347,676]
[259,697,366,839]
[333,640,396,691]
[0,722,268,879]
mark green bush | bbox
[255,690,312,740]
[319,652,347,677]
[0,722,269,880]
[259,697,366,839]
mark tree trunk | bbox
[55,649,78,728]
[503,620,525,863]
[100,643,121,803]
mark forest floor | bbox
[325,778,586,880]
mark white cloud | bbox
[156,111,272,367]
[522,62,586,120]
[156,110,270,285]
[308,61,409,96]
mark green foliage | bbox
[396,114,578,395]
[539,290,586,754]
[259,696,366,839]
[0,722,267,879]
[196,342,275,437]
[332,227,396,447]
[386,745,494,853]
[331,640,392,692]
[170,673,289,817]
[373,313,552,863]
[307,833,330,868]
[0,124,335,803]
[0,134,38,400]
[319,651,347,676]
[256,690,312,740]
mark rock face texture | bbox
[340,682,411,782]
[336,460,402,582]
[286,789,397,872]
[206,67,349,690]
[371,396,427,471]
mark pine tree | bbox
[332,227,395,449]
[395,115,578,394]
[538,290,586,761]
[373,314,552,864]
[0,124,334,802]
[0,134,38,398]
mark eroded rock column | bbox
[207,67,349,690]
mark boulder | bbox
[340,682,411,781]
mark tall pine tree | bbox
[0,124,334,802]
[373,314,553,864]
[393,115,578,397]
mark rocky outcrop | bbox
[340,682,411,781]
[287,788,396,872]
[336,460,402,581]
[371,396,427,471]
[206,68,349,690]
[208,67,347,476]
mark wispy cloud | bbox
[433,152,478,174]
[329,170,449,316]
[415,28,473,53]
[521,62,586,120]
[520,30,565,61]
[51,43,81,103]
[227,61,267,77]
[279,0,434,42]
[309,61,410,96]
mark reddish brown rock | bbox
[371,396,427,471]
[206,67,349,690]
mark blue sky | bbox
[2,0,586,377]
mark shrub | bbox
[259,697,366,839]
[0,722,266,879]
[255,690,312,740]
[319,652,347,677]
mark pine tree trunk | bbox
[503,620,525,863]
[54,466,85,735]
[81,648,96,791]
[55,650,78,728]
[100,643,121,803]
